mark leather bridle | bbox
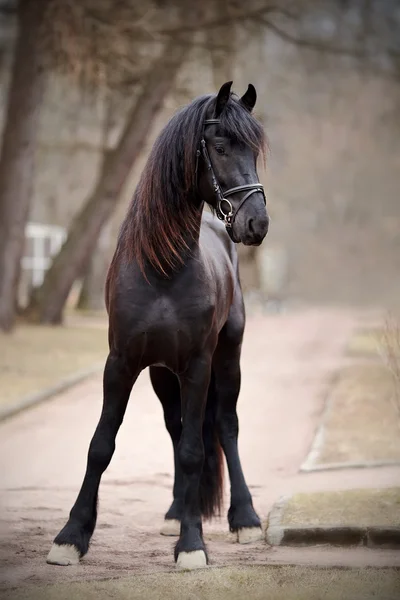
[196,118,266,230]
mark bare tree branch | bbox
[156,1,371,61]
[259,17,366,58]
[156,4,297,35]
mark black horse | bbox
[47,81,269,569]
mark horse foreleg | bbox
[47,353,137,565]
[174,354,212,569]
[149,366,183,536]
[213,332,263,544]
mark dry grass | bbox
[346,328,381,358]
[345,318,400,427]
[2,566,400,600]
[281,488,400,527]
[315,363,400,465]
[0,315,108,409]
[378,315,400,425]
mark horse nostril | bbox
[248,218,255,234]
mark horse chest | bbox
[130,297,215,370]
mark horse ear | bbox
[215,81,233,117]
[240,84,257,112]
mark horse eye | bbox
[215,146,225,155]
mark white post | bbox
[32,233,45,287]
[22,223,67,292]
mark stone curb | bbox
[266,496,400,550]
[0,362,103,423]
[301,458,400,472]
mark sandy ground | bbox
[1,306,400,594]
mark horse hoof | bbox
[46,543,80,566]
[176,550,207,570]
[160,519,180,536]
[237,527,263,544]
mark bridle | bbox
[196,118,266,230]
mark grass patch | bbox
[0,315,108,409]
[346,328,382,358]
[281,488,400,527]
[379,316,400,424]
[315,363,400,465]
[2,566,400,600]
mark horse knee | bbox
[178,439,204,475]
[88,435,115,472]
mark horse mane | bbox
[115,91,266,276]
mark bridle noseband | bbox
[196,118,266,230]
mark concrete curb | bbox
[0,362,103,423]
[266,496,400,550]
[301,458,400,472]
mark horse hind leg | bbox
[47,353,137,565]
[150,366,224,539]
[150,366,182,537]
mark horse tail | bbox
[200,369,224,519]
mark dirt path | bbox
[1,306,399,592]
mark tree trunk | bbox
[25,41,184,324]
[76,225,111,312]
[0,0,47,332]
[77,85,113,313]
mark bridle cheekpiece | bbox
[197,118,266,230]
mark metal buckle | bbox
[218,198,233,228]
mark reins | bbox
[197,118,266,230]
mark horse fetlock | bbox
[174,526,206,562]
[51,520,92,561]
[228,501,261,532]
[165,498,183,521]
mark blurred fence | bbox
[19,222,66,304]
